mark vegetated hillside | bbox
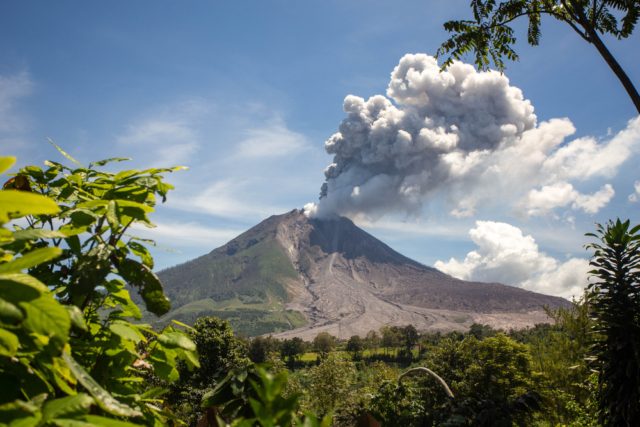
[136,215,306,335]
[146,209,570,338]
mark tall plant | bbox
[0,145,199,426]
[586,219,640,426]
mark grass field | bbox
[298,348,420,361]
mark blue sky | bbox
[2,1,639,298]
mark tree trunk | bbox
[569,0,640,115]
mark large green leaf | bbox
[0,297,24,323]
[0,191,60,222]
[0,281,70,347]
[109,322,145,343]
[41,394,95,422]
[127,242,153,269]
[61,351,142,418]
[106,200,120,230]
[65,305,88,331]
[0,273,49,292]
[107,287,141,321]
[158,332,196,351]
[0,328,19,357]
[11,229,67,241]
[114,200,154,213]
[0,247,62,274]
[118,259,170,316]
[148,349,179,383]
[0,396,42,426]
[0,157,15,175]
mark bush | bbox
[0,150,197,426]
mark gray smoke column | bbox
[304,53,537,220]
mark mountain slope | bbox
[150,209,570,338]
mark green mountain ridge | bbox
[134,212,309,335]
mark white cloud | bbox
[629,181,640,202]
[435,221,590,299]
[169,179,289,221]
[116,99,212,167]
[236,119,309,158]
[130,220,243,247]
[511,182,615,219]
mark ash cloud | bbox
[305,54,639,220]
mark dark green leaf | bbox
[61,351,142,418]
[41,394,95,421]
[118,259,169,316]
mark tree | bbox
[313,332,337,357]
[437,0,640,114]
[346,335,364,359]
[365,330,380,355]
[466,334,532,400]
[248,335,281,363]
[380,326,399,355]
[280,337,305,363]
[307,354,356,417]
[585,219,640,426]
[401,325,419,356]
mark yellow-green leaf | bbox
[0,247,62,274]
[12,229,67,241]
[158,332,196,351]
[0,157,16,175]
[109,322,145,343]
[0,328,19,356]
[106,200,120,230]
[0,190,60,222]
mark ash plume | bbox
[305,53,633,221]
[304,53,537,220]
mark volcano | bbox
[152,209,570,339]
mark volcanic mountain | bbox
[151,209,570,339]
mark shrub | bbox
[0,149,197,426]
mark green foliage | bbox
[280,337,305,363]
[437,0,640,73]
[203,364,332,427]
[312,332,336,357]
[346,335,364,359]
[146,316,249,427]
[307,354,356,417]
[466,334,532,400]
[524,297,594,424]
[366,380,426,426]
[248,336,282,364]
[436,0,640,114]
[585,219,640,426]
[0,151,197,427]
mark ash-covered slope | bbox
[155,209,569,338]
